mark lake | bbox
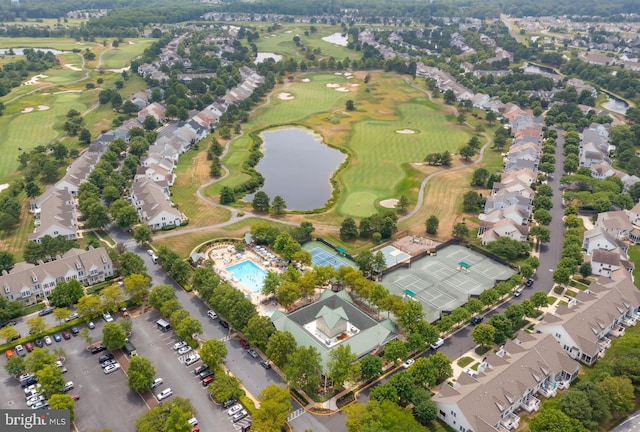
[244,128,345,211]
[523,63,560,76]
[603,94,629,115]
[0,48,68,55]
[321,33,348,46]
[255,52,282,64]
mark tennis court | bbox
[379,245,411,268]
[303,241,356,269]
[382,244,515,323]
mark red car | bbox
[62,331,71,340]
[70,394,80,401]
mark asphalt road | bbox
[612,409,640,432]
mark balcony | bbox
[538,384,557,399]
[621,316,636,327]
[597,337,611,350]
[500,413,520,431]
[520,395,540,413]
[609,326,625,338]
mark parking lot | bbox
[0,318,148,432]
[133,309,249,431]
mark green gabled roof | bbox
[315,305,348,330]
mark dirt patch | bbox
[21,107,34,113]
[277,92,295,101]
[38,105,50,111]
[380,199,399,209]
[396,129,416,134]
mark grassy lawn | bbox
[100,39,155,70]
[252,23,353,60]
[0,37,96,50]
[628,245,640,284]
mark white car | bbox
[177,346,192,355]
[232,410,248,423]
[44,336,53,345]
[103,363,121,374]
[185,354,200,366]
[26,395,44,407]
[146,249,154,256]
[207,310,217,319]
[103,312,113,322]
[24,384,42,395]
[430,338,444,350]
[187,417,198,426]
[65,312,79,322]
[88,321,96,329]
[31,400,48,410]
[402,359,415,369]
[227,404,243,416]
[514,288,523,297]
[157,388,172,401]
[173,341,187,351]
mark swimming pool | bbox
[226,260,267,294]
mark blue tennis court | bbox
[308,247,353,269]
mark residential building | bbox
[129,179,183,230]
[28,189,79,243]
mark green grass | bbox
[0,37,97,50]
[627,245,640,285]
[252,23,353,60]
[100,39,154,70]
[457,356,474,368]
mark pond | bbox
[0,48,68,55]
[244,128,345,211]
[321,33,348,46]
[255,52,282,64]
[523,63,560,76]
[603,94,629,115]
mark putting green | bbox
[340,191,378,218]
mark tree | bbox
[327,344,359,389]
[397,301,425,333]
[359,354,383,381]
[383,340,408,365]
[397,195,409,213]
[49,280,85,307]
[26,316,47,336]
[136,398,195,432]
[132,225,152,245]
[25,181,41,199]
[77,294,103,320]
[520,264,534,280]
[452,223,469,240]
[119,251,147,277]
[123,273,151,305]
[199,339,227,367]
[471,168,489,186]
[270,195,287,215]
[273,232,301,262]
[100,284,126,313]
[597,376,635,414]
[284,346,322,393]
[148,285,176,310]
[425,215,439,235]
[579,262,592,279]
[530,291,549,309]
[244,315,275,348]
[143,115,158,131]
[5,355,26,377]
[462,191,482,212]
[176,317,202,347]
[340,217,359,241]
[459,145,477,160]
[553,267,571,286]
[36,364,65,398]
[160,299,182,320]
[489,315,513,344]
[266,331,297,367]
[345,100,355,111]
[49,394,75,422]
[52,307,72,325]
[252,385,292,432]
[529,225,551,243]
[252,191,270,212]
[529,409,588,432]
[471,323,496,349]
[219,186,235,204]
[486,237,530,260]
[85,201,111,228]
[534,208,552,225]
[128,355,156,392]
[102,322,127,351]
[208,374,244,403]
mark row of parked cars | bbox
[19,364,78,410]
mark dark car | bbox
[219,320,229,329]
[62,331,71,340]
[38,308,54,317]
[10,333,21,341]
[91,344,106,354]
[21,377,37,388]
[193,364,209,375]
[98,353,114,363]
[222,399,238,409]
[53,333,62,342]
[70,326,79,336]
[34,339,44,348]
[0,320,17,328]
[471,316,484,325]
[525,278,534,287]
[198,369,214,380]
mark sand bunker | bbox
[396,129,416,134]
[21,107,34,113]
[335,87,350,92]
[38,105,50,111]
[128,40,135,45]
[380,199,399,209]
[301,78,310,82]
[285,30,292,34]
[326,83,340,88]
[344,72,353,77]
[350,83,360,87]
[334,72,343,76]
[106,66,130,73]
[0,184,9,194]
[64,64,82,71]
[346,76,353,79]
[277,92,295,101]
[22,74,48,85]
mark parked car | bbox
[157,388,173,401]
[178,346,192,355]
[70,326,79,336]
[188,417,198,427]
[38,308,54,317]
[227,404,243,416]
[151,378,163,390]
[70,394,80,401]
[146,249,154,256]
[26,395,45,407]
[98,353,114,363]
[43,336,52,346]
[430,338,444,350]
[222,399,238,409]
[91,344,106,354]
[1,320,17,328]
[173,341,187,351]
[34,339,44,348]
[102,312,113,322]
[104,363,121,374]
[62,331,71,340]
[402,359,415,369]
[101,359,117,368]
[22,378,37,388]
[185,354,200,366]
[25,342,34,352]
[63,381,74,393]
[259,360,271,369]
[19,373,34,383]
[88,321,95,329]
[232,410,248,423]
[193,365,209,375]
[219,320,229,328]
[65,313,79,322]
[514,288,523,297]
[31,400,48,410]
[202,376,214,387]
[207,310,217,319]
[24,384,41,394]
[525,278,534,287]
[198,369,214,380]
[53,333,62,342]
[471,316,484,325]
[247,348,258,359]
[15,345,26,356]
